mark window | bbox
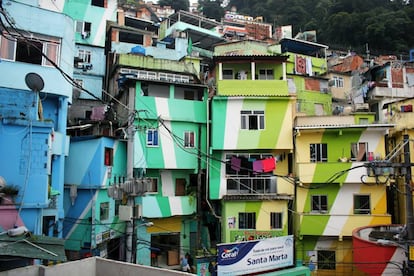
[259,69,274,80]
[78,49,91,63]
[270,212,282,229]
[146,178,158,193]
[311,195,328,212]
[241,110,265,130]
[354,194,370,214]
[318,250,336,270]
[119,31,144,44]
[239,212,256,229]
[75,21,91,37]
[310,143,327,162]
[73,79,83,99]
[114,200,121,216]
[223,69,233,79]
[91,0,105,7]
[333,76,343,88]
[104,147,113,166]
[0,33,60,66]
[184,131,195,148]
[175,178,186,196]
[351,142,368,161]
[147,129,159,146]
[0,36,15,60]
[100,202,109,221]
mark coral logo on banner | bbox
[221,247,239,260]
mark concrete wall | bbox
[0,257,190,276]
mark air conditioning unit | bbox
[119,205,133,221]
[76,62,93,71]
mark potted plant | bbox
[0,184,19,204]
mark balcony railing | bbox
[226,176,277,195]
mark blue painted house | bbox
[0,0,73,254]
[63,136,127,261]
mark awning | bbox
[0,233,67,262]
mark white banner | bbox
[217,235,294,275]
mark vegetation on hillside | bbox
[152,0,414,56]
[225,0,414,55]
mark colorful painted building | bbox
[209,40,296,247]
[280,38,331,116]
[0,0,73,266]
[294,114,394,275]
[62,0,118,124]
[63,136,126,261]
[106,51,208,267]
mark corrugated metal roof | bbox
[0,233,66,262]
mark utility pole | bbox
[403,134,414,275]
[126,86,136,264]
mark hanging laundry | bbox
[240,157,252,172]
[231,156,241,172]
[262,157,276,172]
[295,55,306,75]
[253,160,263,173]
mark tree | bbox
[158,0,189,12]
[198,0,225,21]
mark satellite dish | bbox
[25,72,44,92]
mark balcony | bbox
[216,79,289,96]
[223,176,293,200]
[368,84,414,101]
[117,54,198,79]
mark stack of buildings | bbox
[1,1,414,275]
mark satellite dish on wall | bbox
[25,72,44,92]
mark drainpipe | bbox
[197,123,202,253]
[404,134,414,275]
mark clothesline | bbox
[230,156,276,174]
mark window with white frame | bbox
[239,212,256,229]
[241,110,265,130]
[311,195,328,212]
[184,131,195,148]
[351,142,368,161]
[78,49,91,63]
[354,194,370,214]
[75,21,91,37]
[310,143,327,162]
[0,32,60,66]
[270,212,282,229]
[259,69,274,80]
[146,129,159,146]
[333,76,344,88]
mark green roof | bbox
[0,233,67,262]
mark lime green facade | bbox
[210,41,296,245]
[294,115,394,274]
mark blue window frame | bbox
[147,129,159,146]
